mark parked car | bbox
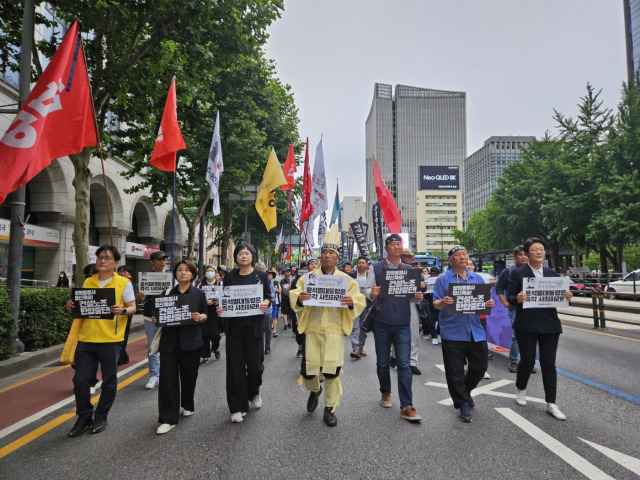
[605,269,640,300]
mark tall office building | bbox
[365,83,467,252]
[341,196,366,232]
[463,136,533,226]
[624,0,640,82]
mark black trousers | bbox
[201,333,221,358]
[118,315,133,363]
[158,347,200,425]
[515,331,560,403]
[225,324,264,414]
[441,339,488,409]
[73,341,120,420]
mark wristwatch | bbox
[122,308,127,315]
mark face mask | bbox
[60,274,64,278]
[206,272,216,280]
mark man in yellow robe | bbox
[290,225,365,427]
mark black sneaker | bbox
[92,417,108,434]
[214,351,221,360]
[459,403,472,423]
[284,324,288,330]
[69,416,92,437]
[323,407,337,427]
[307,386,322,412]
[410,366,421,375]
[265,347,270,355]
[200,358,210,365]
[296,350,303,358]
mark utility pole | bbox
[6,0,34,353]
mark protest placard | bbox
[138,272,173,295]
[379,268,421,298]
[217,284,263,317]
[447,283,491,315]
[304,274,349,307]
[72,288,116,319]
[522,277,570,309]
[154,293,199,326]
[424,276,437,294]
[200,285,219,302]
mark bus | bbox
[413,255,441,270]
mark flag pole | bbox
[171,169,176,271]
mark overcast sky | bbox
[264,0,627,207]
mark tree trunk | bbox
[220,202,233,267]
[70,149,92,286]
[599,246,608,275]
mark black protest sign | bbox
[154,293,198,327]
[379,268,422,298]
[350,220,371,262]
[372,202,383,258]
[346,235,355,263]
[200,285,219,302]
[447,283,491,315]
[72,288,116,319]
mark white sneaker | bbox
[250,394,262,409]
[182,409,194,417]
[90,386,96,395]
[145,376,159,389]
[483,371,491,379]
[516,389,527,406]
[230,412,246,423]
[156,423,175,435]
[546,404,567,420]
[432,338,439,345]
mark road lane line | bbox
[496,408,615,480]
[437,379,513,405]
[578,437,640,475]
[562,324,640,342]
[556,368,640,406]
[0,359,149,440]
[0,368,148,459]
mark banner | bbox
[154,294,198,326]
[346,234,355,264]
[372,202,383,257]
[71,288,115,319]
[150,77,186,172]
[340,233,349,266]
[447,283,491,315]
[522,277,570,309]
[379,269,421,298]
[138,272,173,295]
[217,285,263,317]
[303,274,349,308]
[349,220,370,262]
[206,110,223,215]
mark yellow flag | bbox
[255,148,287,231]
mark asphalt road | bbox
[1,308,639,479]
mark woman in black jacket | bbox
[506,237,572,421]
[154,260,207,434]
[198,265,222,364]
[216,242,270,423]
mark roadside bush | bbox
[18,288,72,351]
[0,288,15,360]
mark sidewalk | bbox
[0,314,146,380]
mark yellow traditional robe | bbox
[290,269,365,375]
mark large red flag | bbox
[372,155,402,233]
[299,138,313,227]
[281,142,296,190]
[150,78,186,172]
[0,20,98,204]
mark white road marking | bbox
[579,437,640,476]
[496,408,615,480]
[435,379,514,405]
[0,359,148,440]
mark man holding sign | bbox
[290,224,365,427]
[64,245,135,436]
[433,245,495,423]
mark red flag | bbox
[286,243,292,261]
[281,142,296,190]
[0,20,98,204]
[299,138,313,227]
[372,155,402,233]
[150,78,186,172]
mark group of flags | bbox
[0,19,403,259]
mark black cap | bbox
[385,234,403,246]
[430,267,441,274]
[150,251,168,261]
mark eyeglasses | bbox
[96,255,114,262]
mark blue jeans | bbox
[508,308,520,364]
[372,322,413,409]
[144,318,160,377]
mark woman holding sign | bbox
[215,242,271,423]
[153,260,207,435]
[506,237,572,421]
[198,265,222,364]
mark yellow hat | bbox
[321,223,341,254]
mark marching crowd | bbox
[62,230,572,437]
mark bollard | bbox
[597,287,606,329]
[591,288,599,329]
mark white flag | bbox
[276,226,283,249]
[206,110,223,215]
[302,217,315,250]
[293,198,302,227]
[310,137,328,219]
[317,212,327,247]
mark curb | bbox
[0,315,146,380]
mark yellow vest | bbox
[78,273,130,343]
